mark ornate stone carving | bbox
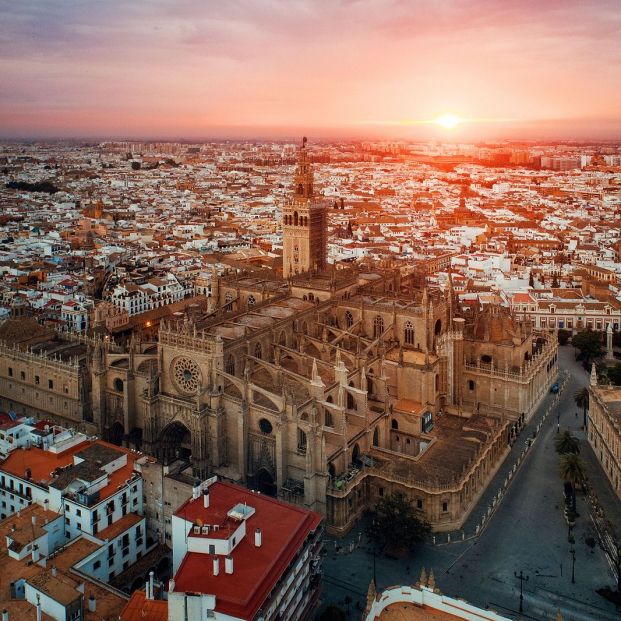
[171,356,203,395]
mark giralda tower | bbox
[282,137,328,278]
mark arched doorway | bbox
[110,421,124,446]
[158,421,192,465]
[256,468,276,497]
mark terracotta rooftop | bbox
[120,590,167,621]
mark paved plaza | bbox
[319,346,621,620]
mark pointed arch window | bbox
[404,320,414,345]
[374,315,384,338]
[345,311,354,328]
[225,355,235,376]
[254,342,262,359]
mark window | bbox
[324,409,333,427]
[35,375,39,385]
[468,380,475,390]
[48,379,54,389]
[259,418,273,434]
[20,371,25,380]
[254,342,262,359]
[8,367,12,377]
[76,509,81,517]
[404,321,414,345]
[113,378,124,392]
[247,295,256,307]
[225,355,235,375]
[379,487,384,497]
[442,501,448,512]
[345,311,354,328]
[373,315,384,338]
[391,419,399,430]
[297,428,307,453]
[416,499,423,510]
[93,560,101,570]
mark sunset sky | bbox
[1,0,620,140]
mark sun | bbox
[434,113,462,129]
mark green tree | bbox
[555,431,580,455]
[366,493,430,554]
[319,604,346,621]
[607,363,621,386]
[574,387,590,428]
[572,329,604,365]
[559,453,587,508]
[557,329,571,346]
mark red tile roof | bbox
[120,590,167,621]
[173,481,322,620]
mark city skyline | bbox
[1,0,621,140]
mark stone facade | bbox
[588,374,621,499]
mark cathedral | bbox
[0,139,558,534]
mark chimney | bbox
[212,556,219,576]
[32,546,40,563]
[51,566,57,577]
[225,556,233,575]
[203,489,210,508]
[35,597,42,621]
[255,528,262,548]
[169,578,175,593]
[2,609,9,621]
[43,499,49,510]
[145,580,151,600]
[32,515,37,526]
[88,595,96,613]
[149,571,155,599]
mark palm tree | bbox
[555,431,580,455]
[574,387,589,428]
[560,453,587,509]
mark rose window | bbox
[172,357,202,394]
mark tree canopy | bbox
[559,453,586,488]
[365,492,431,554]
[572,329,604,365]
[555,431,580,455]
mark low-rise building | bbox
[588,370,621,498]
[363,573,511,621]
[168,478,323,621]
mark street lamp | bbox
[570,549,576,584]
[514,570,529,614]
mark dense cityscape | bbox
[2,1,621,620]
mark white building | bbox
[168,479,323,621]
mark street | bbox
[319,346,621,620]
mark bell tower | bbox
[282,137,327,278]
